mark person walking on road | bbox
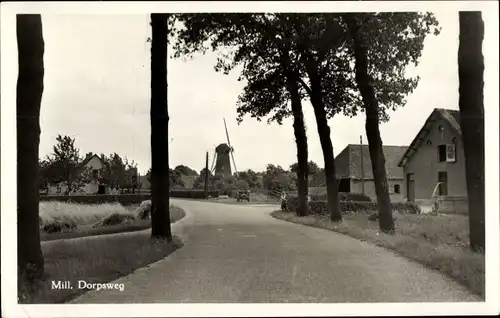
[280,190,288,211]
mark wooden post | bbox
[360,135,365,195]
[204,152,209,199]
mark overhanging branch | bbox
[297,77,312,96]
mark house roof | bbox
[79,154,108,169]
[397,108,461,167]
[334,144,408,180]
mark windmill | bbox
[210,118,238,177]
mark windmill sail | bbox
[210,149,217,173]
[223,118,238,175]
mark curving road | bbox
[71,199,480,303]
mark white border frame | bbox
[1,1,499,317]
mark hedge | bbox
[286,195,421,215]
[40,194,151,206]
[39,190,221,205]
[169,190,220,199]
[310,192,372,202]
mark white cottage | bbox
[47,154,111,195]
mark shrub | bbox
[309,200,327,214]
[340,201,377,214]
[94,213,136,227]
[393,202,421,214]
[307,200,377,215]
[135,200,152,220]
[285,195,299,212]
[169,190,219,199]
[40,194,151,206]
[286,194,420,215]
[229,190,239,198]
[39,201,131,228]
[42,220,77,233]
[310,192,372,202]
[341,192,372,202]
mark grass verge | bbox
[41,205,185,241]
[271,210,485,299]
[19,204,187,304]
[40,201,133,228]
[19,233,183,304]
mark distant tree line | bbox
[144,160,327,196]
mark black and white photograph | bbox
[1,1,499,317]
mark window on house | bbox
[438,144,456,163]
[92,169,99,179]
[446,144,456,162]
[438,145,447,162]
[388,185,394,194]
[394,184,400,194]
[56,186,61,193]
[438,171,448,196]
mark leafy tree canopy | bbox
[174,164,199,176]
[172,13,440,125]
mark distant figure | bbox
[280,191,288,211]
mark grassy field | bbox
[272,210,485,299]
[39,201,133,228]
[39,201,185,241]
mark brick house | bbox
[334,144,408,202]
[397,108,468,214]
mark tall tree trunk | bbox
[286,70,309,217]
[307,73,342,222]
[347,15,394,233]
[150,14,172,241]
[17,14,45,282]
[458,12,485,252]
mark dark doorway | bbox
[438,145,447,162]
[406,173,415,202]
[97,185,105,194]
[438,171,448,196]
[338,178,351,193]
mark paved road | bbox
[71,199,480,303]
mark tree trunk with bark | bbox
[458,12,485,252]
[347,16,395,233]
[150,14,172,241]
[17,14,45,282]
[307,73,342,222]
[286,70,309,217]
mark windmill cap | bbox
[215,143,232,152]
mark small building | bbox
[180,175,197,189]
[397,108,467,214]
[47,154,111,195]
[335,144,408,202]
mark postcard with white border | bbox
[1,1,499,317]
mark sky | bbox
[34,11,489,175]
